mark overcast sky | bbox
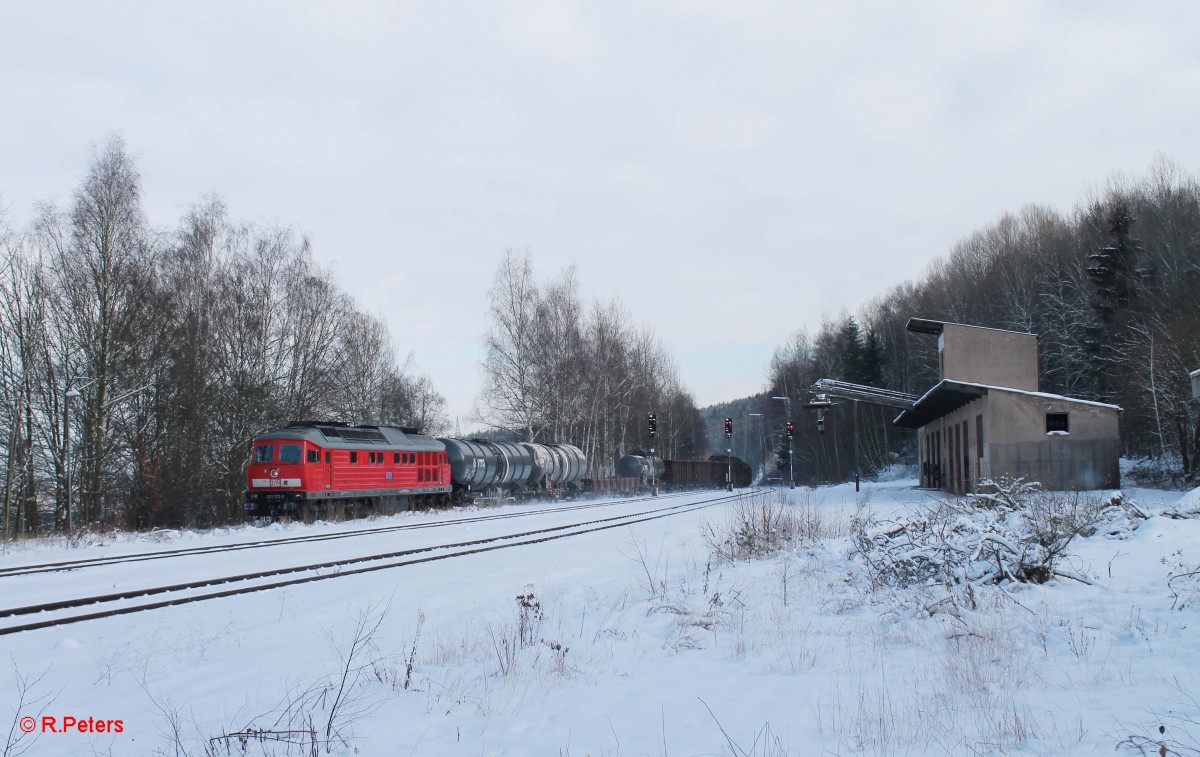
[3,1,1199,425]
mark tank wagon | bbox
[615,453,665,486]
[439,438,588,502]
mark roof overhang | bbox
[906,317,945,335]
[893,380,988,429]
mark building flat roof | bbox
[906,317,946,335]
[892,380,1122,429]
[905,317,1038,338]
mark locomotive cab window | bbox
[279,444,302,463]
[307,449,319,464]
[254,445,273,463]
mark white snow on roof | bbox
[914,379,1122,411]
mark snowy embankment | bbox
[1,482,1198,756]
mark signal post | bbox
[648,413,659,496]
[724,417,733,491]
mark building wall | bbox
[987,391,1120,490]
[939,325,1039,392]
[917,391,1120,492]
[918,396,989,493]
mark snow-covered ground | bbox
[2,481,1198,756]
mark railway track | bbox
[0,490,753,636]
[0,490,698,579]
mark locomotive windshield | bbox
[253,444,273,463]
[279,444,302,463]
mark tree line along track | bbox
[0,491,697,579]
[0,491,754,636]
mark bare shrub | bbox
[485,588,567,678]
[1117,684,1200,755]
[700,699,790,757]
[618,530,669,598]
[3,660,55,757]
[208,604,389,755]
[854,482,1105,591]
[1168,559,1200,611]
[703,491,842,563]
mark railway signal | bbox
[786,421,794,438]
[648,413,657,437]
[724,418,733,438]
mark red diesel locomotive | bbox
[244,422,451,516]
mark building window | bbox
[1046,413,1069,434]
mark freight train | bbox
[243,422,586,517]
[614,452,753,490]
[244,422,753,518]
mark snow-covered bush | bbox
[702,490,843,563]
[1123,455,1190,488]
[853,480,1106,590]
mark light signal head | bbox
[786,421,794,438]
[724,418,733,438]
[648,413,657,437]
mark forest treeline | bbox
[765,157,1200,486]
[478,249,705,474]
[0,137,446,536]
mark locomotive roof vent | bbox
[283,421,421,442]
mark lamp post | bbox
[772,396,794,489]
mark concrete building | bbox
[895,319,1121,493]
